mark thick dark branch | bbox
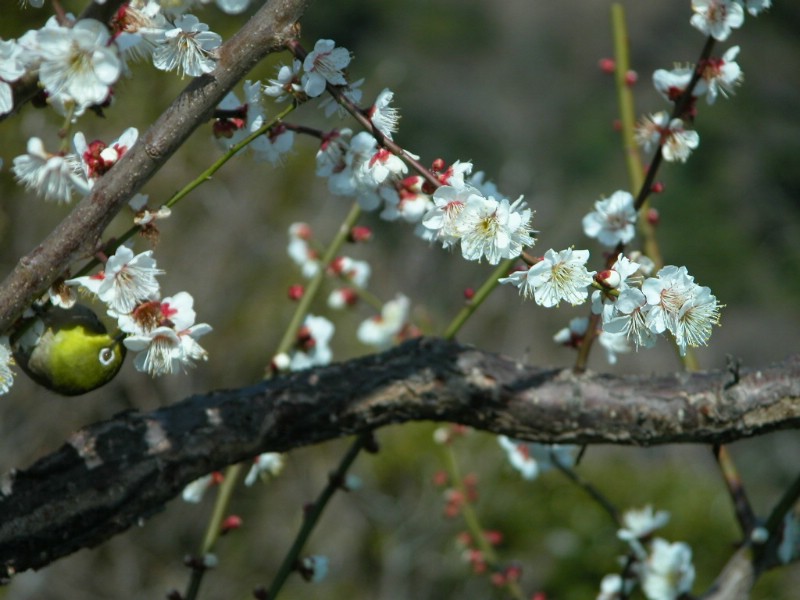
[1,338,798,578]
[0,0,310,332]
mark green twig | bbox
[75,103,298,279]
[185,463,243,600]
[442,258,515,341]
[264,433,370,598]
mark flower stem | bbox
[272,201,362,359]
[611,3,662,269]
[184,463,243,600]
[74,103,298,279]
[265,432,370,598]
[441,443,526,600]
[442,258,515,341]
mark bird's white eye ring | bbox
[99,347,116,366]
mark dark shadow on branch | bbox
[1,337,798,578]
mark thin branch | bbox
[0,338,798,578]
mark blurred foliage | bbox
[1,0,799,599]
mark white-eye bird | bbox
[11,304,126,396]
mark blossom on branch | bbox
[66,246,163,316]
[0,40,25,115]
[11,138,87,204]
[36,19,121,111]
[582,190,637,247]
[500,248,595,307]
[302,39,351,98]
[151,14,221,78]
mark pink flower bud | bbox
[598,58,615,73]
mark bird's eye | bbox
[99,347,116,366]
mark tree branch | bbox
[0,0,310,333]
[1,337,798,578]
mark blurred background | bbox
[0,0,799,598]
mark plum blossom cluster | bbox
[690,0,770,41]
[593,256,721,357]
[12,127,137,204]
[65,245,212,376]
[634,1,767,163]
[598,505,696,600]
[281,221,417,365]
[2,2,227,119]
[214,80,295,165]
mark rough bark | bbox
[0,337,798,578]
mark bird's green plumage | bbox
[11,305,126,396]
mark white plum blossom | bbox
[319,77,364,118]
[244,453,285,486]
[642,266,698,337]
[618,506,671,544]
[740,0,771,15]
[698,46,743,103]
[12,137,87,204]
[66,246,163,315]
[422,184,472,248]
[302,39,351,98]
[672,285,721,355]
[325,131,389,210]
[0,40,26,115]
[123,292,212,376]
[553,316,631,365]
[368,88,400,140]
[641,539,695,600]
[290,315,334,371]
[498,436,578,480]
[182,473,216,503]
[36,19,121,110]
[596,574,625,600]
[357,294,409,349]
[315,128,352,177]
[501,248,595,307]
[0,337,15,396]
[263,59,303,102]
[553,316,589,347]
[330,256,371,288]
[635,113,699,163]
[73,127,138,185]
[582,190,637,247]
[215,81,294,165]
[427,188,534,265]
[130,194,172,226]
[360,147,407,186]
[596,265,723,356]
[690,0,744,41]
[298,555,329,583]
[152,14,221,78]
[592,253,644,321]
[652,66,695,104]
[379,175,433,223]
[111,1,168,66]
[287,222,320,278]
[252,125,295,165]
[661,121,700,162]
[216,0,252,14]
[597,329,631,365]
[603,288,659,350]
